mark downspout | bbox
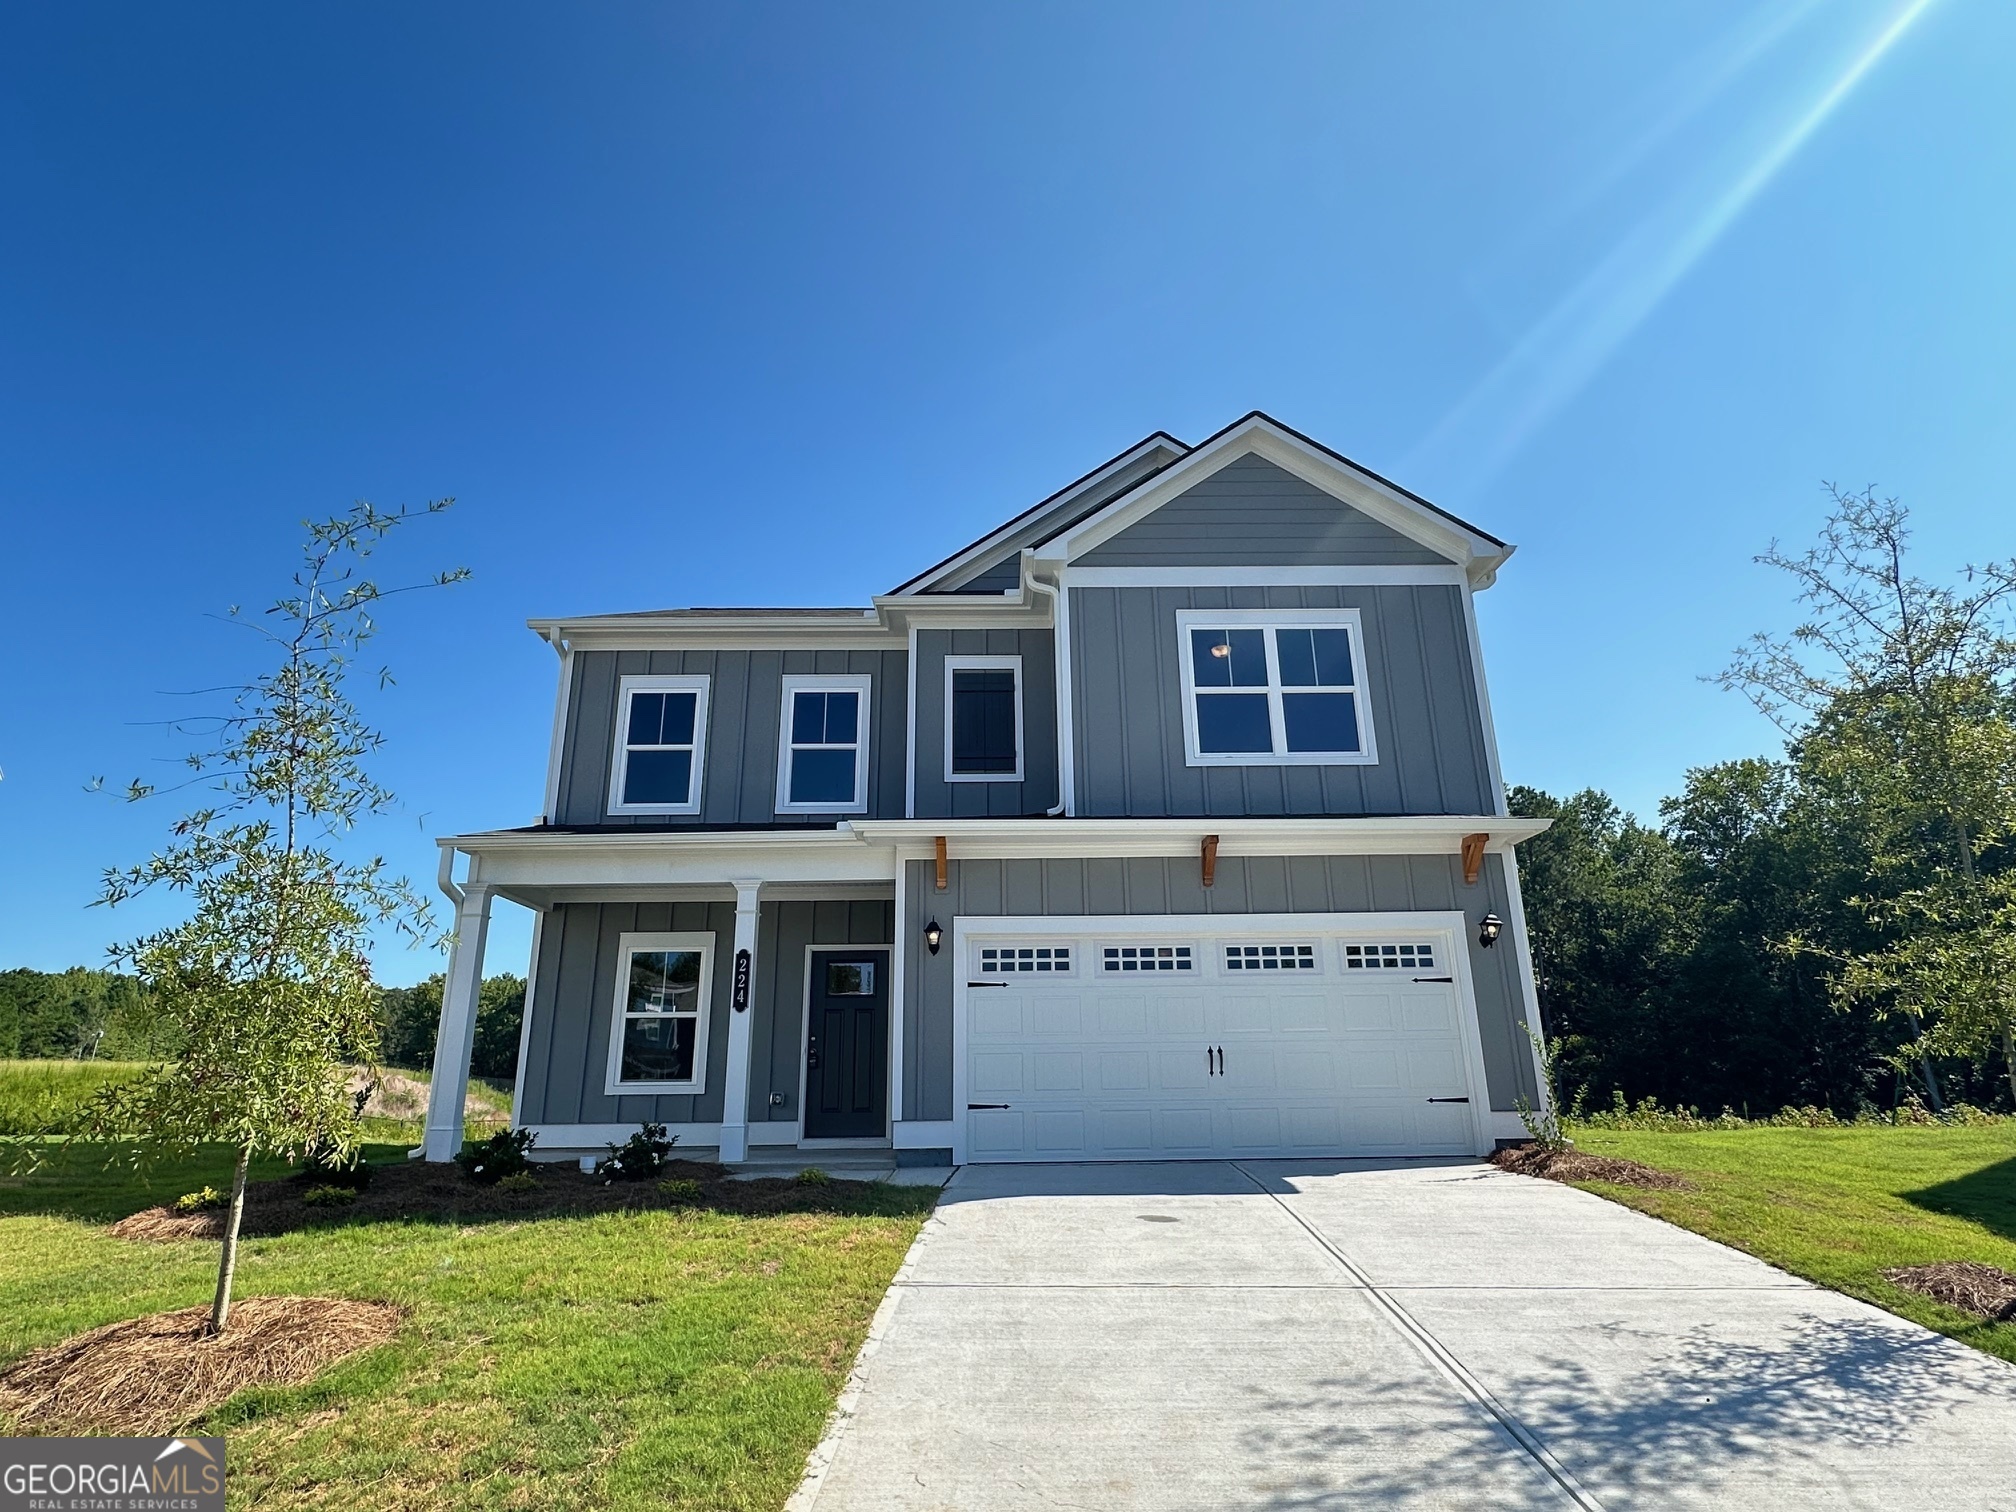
[540,631,575,825]
[1026,562,1071,816]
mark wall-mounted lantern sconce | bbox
[924,919,944,955]
[1478,913,1503,949]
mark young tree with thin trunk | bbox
[89,502,466,1333]
[1719,487,2016,1107]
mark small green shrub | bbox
[596,1122,677,1183]
[657,1177,702,1203]
[456,1126,537,1185]
[495,1170,539,1193]
[173,1186,224,1214]
[301,1184,358,1207]
[796,1167,832,1186]
[1567,1089,2015,1133]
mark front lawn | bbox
[0,1142,937,1510]
[1563,1123,2016,1363]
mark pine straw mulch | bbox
[1883,1261,2016,1323]
[0,1296,401,1434]
[109,1158,904,1242]
[1489,1141,1692,1190]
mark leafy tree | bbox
[379,972,525,1081]
[0,968,155,1059]
[1719,488,2016,1107]
[88,501,465,1332]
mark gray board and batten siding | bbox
[554,648,909,827]
[1076,455,1453,568]
[910,627,1059,818]
[899,853,1535,1124]
[1069,583,1495,818]
[518,896,894,1130]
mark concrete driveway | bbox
[791,1159,2016,1511]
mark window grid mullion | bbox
[1262,629,1287,757]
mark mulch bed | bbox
[109,1158,892,1242]
[0,1296,400,1434]
[1883,1261,2016,1322]
[1489,1142,1691,1190]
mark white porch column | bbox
[716,880,762,1164]
[423,882,494,1162]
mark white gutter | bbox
[539,630,575,824]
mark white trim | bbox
[942,654,1024,783]
[949,910,1495,1165]
[603,930,715,1096]
[890,432,1187,596]
[522,1121,725,1153]
[1174,609,1378,768]
[1499,850,1552,1117]
[1463,583,1510,818]
[509,905,546,1130]
[775,673,873,815]
[607,674,711,816]
[1034,418,1508,584]
[1062,565,1466,588]
[890,861,908,1124]
[797,943,895,1141]
[892,1119,957,1149]
[903,622,919,819]
[540,638,575,823]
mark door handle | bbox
[1425,1096,1470,1104]
[1214,1046,1224,1076]
[1412,976,1454,983]
[967,1103,1011,1110]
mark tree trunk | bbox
[210,1141,252,1335]
[1917,1051,1945,1114]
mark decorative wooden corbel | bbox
[1461,832,1489,887]
[1201,834,1220,889]
[935,835,948,892]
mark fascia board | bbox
[1036,419,1509,582]
[440,828,898,889]
[888,433,1189,596]
[844,815,1551,860]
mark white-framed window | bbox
[1102,944,1194,972]
[605,931,714,1094]
[944,654,1023,783]
[1174,608,1377,766]
[776,673,872,813]
[1224,943,1319,971]
[608,675,710,814]
[1343,942,1438,970]
[975,944,1075,975]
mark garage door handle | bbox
[1413,976,1454,983]
[967,1103,1011,1110]
[1425,1097,1470,1104]
[967,982,1008,989]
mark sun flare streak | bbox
[1411,0,1941,493]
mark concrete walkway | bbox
[792,1159,2016,1511]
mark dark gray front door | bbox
[805,950,889,1139]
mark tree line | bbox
[1,965,524,1081]
[1515,489,2016,1117]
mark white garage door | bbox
[959,916,1485,1162]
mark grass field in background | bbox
[1564,1123,2016,1363]
[0,1059,514,1145]
[0,1140,936,1511]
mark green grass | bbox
[0,1059,148,1135]
[0,1141,937,1510]
[1564,1123,2016,1362]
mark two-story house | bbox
[420,413,1552,1169]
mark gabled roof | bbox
[887,430,1191,596]
[1030,411,1511,585]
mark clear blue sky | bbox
[3,2,2010,986]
